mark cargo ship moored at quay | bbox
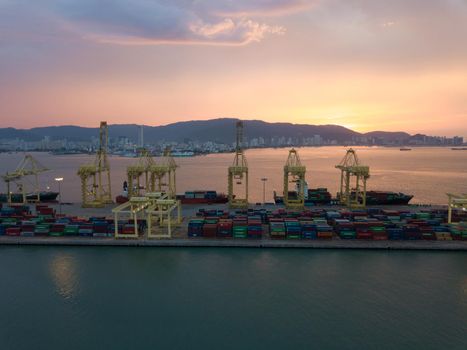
[176,191,229,204]
[273,186,414,206]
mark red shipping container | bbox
[6,227,21,236]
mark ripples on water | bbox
[49,253,79,300]
[0,147,466,204]
[0,247,466,349]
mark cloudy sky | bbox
[0,0,466,136]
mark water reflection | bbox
[49,254,79,299]
[462,277,467,303]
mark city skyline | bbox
[1,0,467,137]
[1,119,463,154]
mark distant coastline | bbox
[0,144,466,158]
[0,119,464,154]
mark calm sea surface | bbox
[1,146,466,204]
[0,247,466,350]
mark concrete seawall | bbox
[1,236,466,251]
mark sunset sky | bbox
[0,0,466,136]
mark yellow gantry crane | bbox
[127,149,155,198]
[1,154,49,204]
[228,121,248,208]
[77,121,112,208]
[284,148,306,209]
[335,148,370,208]
[148,147,177,199]
[112,191,181,239]
[446,193,467,223]
[162,147,177,198]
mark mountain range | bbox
[0,118,414,144]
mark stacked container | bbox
[284,219,301,239]
[79,223,94,237]
[315,219,333,239]
[354,221,373,239]
[34,223,50,236]
[63,224,79,236]
[306,188,332,204]
[202,217,218,238]
[92,220,110,237]
[50,223,65,237]
[247,215,263,239]
[232,215,248,238]
[300,220,317,239]
[188,219,204,237]
[334,219,356,239]
[387,227,403,240]
[269,219,286,239]
[450,222,467,240]
[368,221,387,240]
[217,219,233,238]
[20,220,36,237]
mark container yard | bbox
[1,202,466,250]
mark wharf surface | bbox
[47,202,448,219]
[1,236,466,251]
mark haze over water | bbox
[1,147,466,204]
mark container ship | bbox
[176,191,229,204]
[0,191,59,203]
[274,188,333,205]
[115,189,228,205]
[364,191,413,205]
[274,182,413,206]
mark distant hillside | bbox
[364,131,411,141]
[0,118,418,144]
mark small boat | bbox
[451,147,467,150]
[399,147,412,151]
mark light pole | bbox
[55,177,63,215]
[261,178,268,205]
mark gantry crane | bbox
[1,154,49,204]
[228,121,248,208]
[126,149,155,198]
[447,193,467,223]
[147,147,177,199]
[162,147,177,198]
[335,148,370,208]
[284,148,306,209]
[77,121,112,207]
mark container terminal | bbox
[1,121,466,250]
